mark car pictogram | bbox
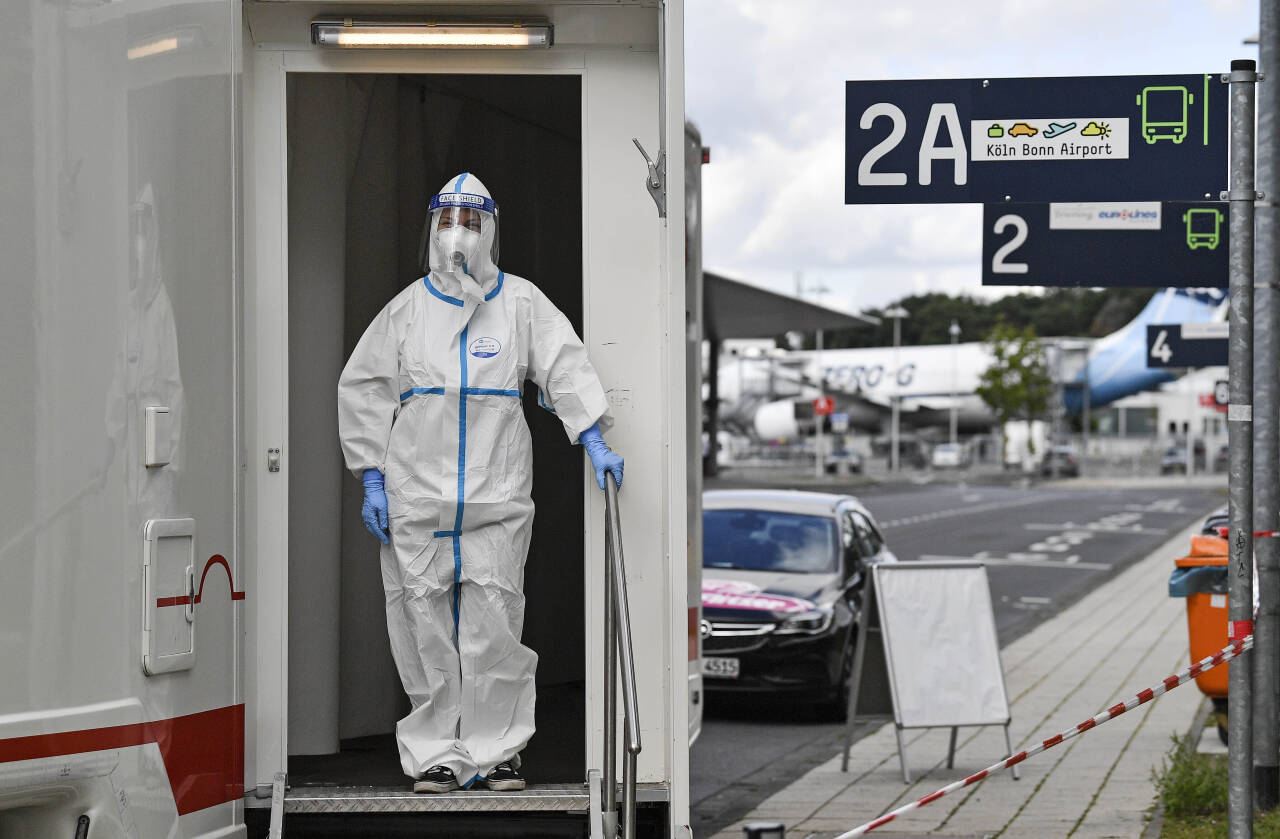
[1008,122,1038,137]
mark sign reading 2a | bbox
[855,102,968,189]
[845,75,1225,204]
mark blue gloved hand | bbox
[579,422,623,490]
[362,468,390,545]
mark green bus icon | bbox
[1136,85,1194,144]
[1182,207,1222,250]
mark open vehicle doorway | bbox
[283,71,585,791]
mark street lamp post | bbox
[884,306,909,472]
[949,320,960,446]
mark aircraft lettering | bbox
[820,362,914,391]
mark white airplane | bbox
[727,288,1226,440]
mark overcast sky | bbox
[685,0,1257,315]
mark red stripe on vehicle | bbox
[0,704,243,816]
[157,555,245,608]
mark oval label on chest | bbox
[469,336,502,359]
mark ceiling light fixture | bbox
[311,18,553,50]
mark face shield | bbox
[419,190,499,274]
[130,187,159,294]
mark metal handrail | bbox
[602,475,641,839]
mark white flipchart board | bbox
[875,561,1011,728]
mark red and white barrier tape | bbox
[835,635,1253,838]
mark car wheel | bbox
[817,629,856,722]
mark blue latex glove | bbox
[362,469,390,545]
[579,422,623,490]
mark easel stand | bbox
[841,562,1019,784]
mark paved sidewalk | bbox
[711,518,1213,839]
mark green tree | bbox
[816,288,1155,351]
[975,322,1053,462]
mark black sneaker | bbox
[413,765,459,794]
[485,760,525,791]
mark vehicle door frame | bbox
[243,43,591,795]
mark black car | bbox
[700,490,897,718]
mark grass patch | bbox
[1161,810,1280,838]
[1154,732,1280,837]
[1153,733,1227,817]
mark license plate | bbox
[701,657,740,679]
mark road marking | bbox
[877,494,1053,530]
[919,553,1113,570]
[1019,596,1053,604]
[1025,522,1168,535]
[1125,499,1192,514]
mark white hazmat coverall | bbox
[337,173,612,785]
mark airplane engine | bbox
[754,399,804,440]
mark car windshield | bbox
[703,509,838,574]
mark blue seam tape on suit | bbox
[422,271,504,306]
[423,273,464,307]
[485,271,505,301]
[401,387,519,403]
[452,325,469,639]
[400,387,446,402]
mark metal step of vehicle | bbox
[243,781,668,813]
[257,783,588,814]
[242,784,670,839]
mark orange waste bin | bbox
[1169,534,1230,698]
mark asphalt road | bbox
[690,479,1222,837]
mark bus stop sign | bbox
[982,201,1228,287]
[846,74,1226,204]
[1146,322,1228,369]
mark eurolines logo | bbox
[1097,208,1158,221]
[1049,202,1162,231]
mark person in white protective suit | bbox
[337,173,624,794]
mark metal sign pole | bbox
[1226,58,1259,839]
[1255,0,1280,809]
[842,579,875,772]
[816,329,825,479]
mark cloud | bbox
[688,0,1256,312]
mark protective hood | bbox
[419,173,501,308]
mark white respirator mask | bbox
[436,225,481,269]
